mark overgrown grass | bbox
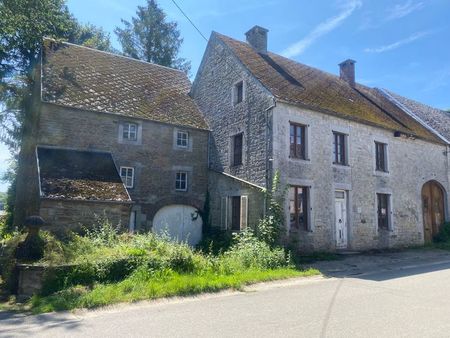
[1,220,319,314]
[30,267,318,314]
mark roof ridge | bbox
[42,37,186,75]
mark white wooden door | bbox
[335,191,348,249]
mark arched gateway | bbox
[422,181,445,243]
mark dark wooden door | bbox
[422,181,445,243]
[231,196,241,231]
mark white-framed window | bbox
[220,195,248,231]
[332,131,348,165]
[123,123,138,141]
[176,131,189,148]
[233,80,244,105]
[175,171,188,191]
[120,166,134,188]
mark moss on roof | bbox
[215,33,443,143]
[37,147,130,202]
[41,39,208,130]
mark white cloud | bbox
[281,0,362,58]
[386,1,424,21]
[364,31,431,53]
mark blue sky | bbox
[0,0,449,192]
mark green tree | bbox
[115,0,190,73]
[0,0,112,230]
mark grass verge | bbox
[29,267,318,314]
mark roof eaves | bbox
[378,88,450,145]
[213,170,265,190]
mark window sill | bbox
[374,170,390,177]
[332,163,350,168]
[289,156,310,163]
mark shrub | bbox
[433,222,450,243]
[219,229,291,273]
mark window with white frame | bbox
[175,172,188,191]
[122,123,138,141]
[176,131,189,148]
[333,131,347,165]
[120,167,134,188]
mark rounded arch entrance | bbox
[422,180,446,243]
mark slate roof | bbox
[384,90,450,143]
[41,39,208,130]
[37,147,131,202]
[214,33,443,143]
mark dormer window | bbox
[123,123,137,141]
[233,80,244,105]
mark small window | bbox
[120,167,134,188]
[290,123,306,159]
[377,193,390,229]
[375,142,388,172]
[233,81,244,105]
[123,123,138,141]
[176,131,189,148]
[232,133,243,166]
[333,132,347,165]
[289,186,309,230]
[175,172,188,191]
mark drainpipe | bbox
[264,98,276,216]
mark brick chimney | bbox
[245,26,269,54]
[339,59,356,87]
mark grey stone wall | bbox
[208,170,265,229]
[191,34,274,188]
[40,199,131,235]
[273,102,450,251]
[37,103,209,231]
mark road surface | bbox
[2,250,450,337]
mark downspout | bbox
[264,97,276,216]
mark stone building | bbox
[15,39,209,244]
[192,26,450,251]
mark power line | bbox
[170,0,208,42]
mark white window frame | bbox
[176,130,189,148]
[175,171,188,191]
[122,122,138,141]
[120,166,134,188]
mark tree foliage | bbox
[115,0,190,73]
[0,0,112,231]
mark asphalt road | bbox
[3,255,450,338]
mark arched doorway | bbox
[422,181,445,243]
[152,205,203,246]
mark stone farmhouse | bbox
[15,38,209,245]
[191,26,450,251]
[15,27,450,251]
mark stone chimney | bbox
[339,59,356,87]
[245,26,269,54]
